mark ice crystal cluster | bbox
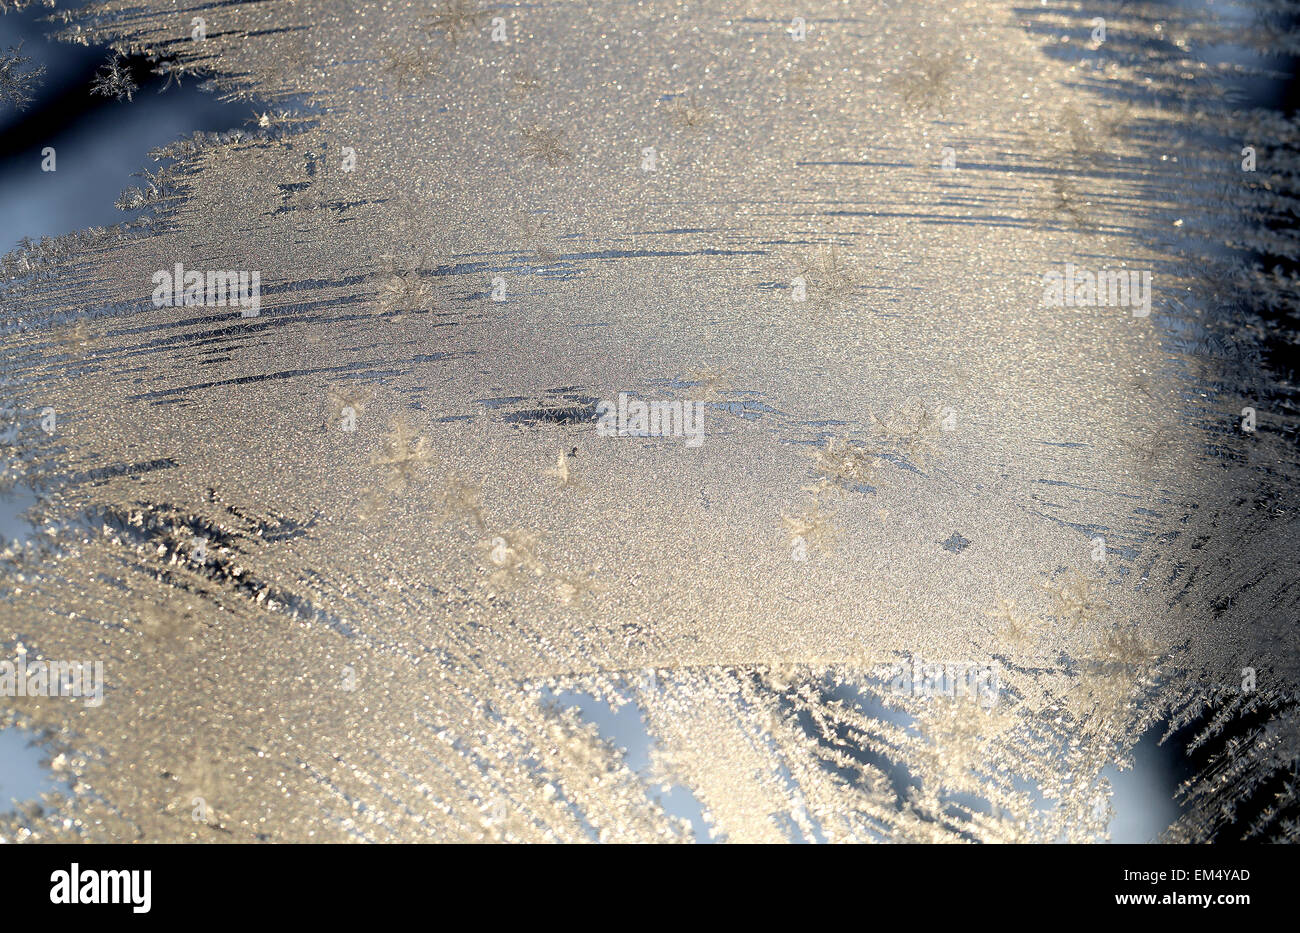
[0,41,43,109]
[0,0,1298,843]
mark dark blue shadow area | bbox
[0,4,251,253]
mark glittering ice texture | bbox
[1,0,1298,843]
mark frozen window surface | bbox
[1,0,1297,843]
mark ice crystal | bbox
[866,398,945,469]
[324,385,371,432]
[375,267,434,316]
[513,211,565,264]
[542,449,579,489]
[891,49,962,111]
[666,94,712,129]
[808,435,878,489]
[519,125,573,167]
[436,471,487,529]
[421,0,491,44]
[508,69,542,98]
[370,417,433,494]
[554,570,602,606]
[481,528,544,587]
[793,245,863,300]
[151,57,197,93]
[781,502,839,556]
[90,54,137,102]
[0,42,44,110]
[382,45,440,89]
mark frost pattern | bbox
[1,0,1298,843]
